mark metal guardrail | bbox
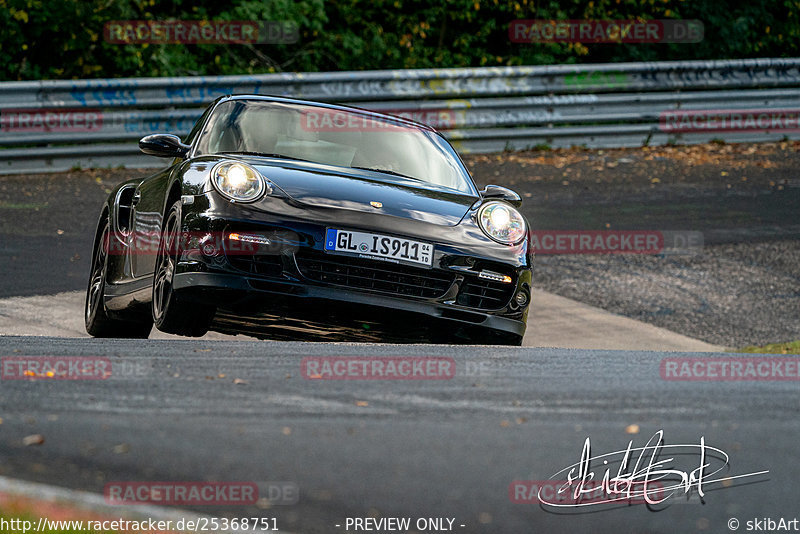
[1,58,799,174]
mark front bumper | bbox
[174,192,532,343]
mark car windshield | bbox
[194,100,475,194]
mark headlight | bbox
[478,202,526,244]
[211,161,270,202]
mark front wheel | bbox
[151,200,215,337]
[85,218,153,338]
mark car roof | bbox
[217,94,438,133]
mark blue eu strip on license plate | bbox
[324,229,433,267]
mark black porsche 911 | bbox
[85,95,532,345]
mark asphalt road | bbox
[0,336,794,533]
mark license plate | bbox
[324,229,433,267]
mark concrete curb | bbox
[523,289,724,352]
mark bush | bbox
[0,0,797,80]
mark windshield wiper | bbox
[219,151,311,162]
[349,166,423,182]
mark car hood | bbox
[247,158,479,227]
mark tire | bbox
[152,200,215,337]
[85,218,153,338]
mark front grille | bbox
[457,277,515,310]
[295,248,454,299]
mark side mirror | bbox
[139,134,190,158]
[480,184,522,207]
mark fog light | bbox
[478,270,513,284]
[228,232,271,245]
[514,291,529,307]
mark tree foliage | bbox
[0,0,798,80]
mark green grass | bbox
[737,340,800,354]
